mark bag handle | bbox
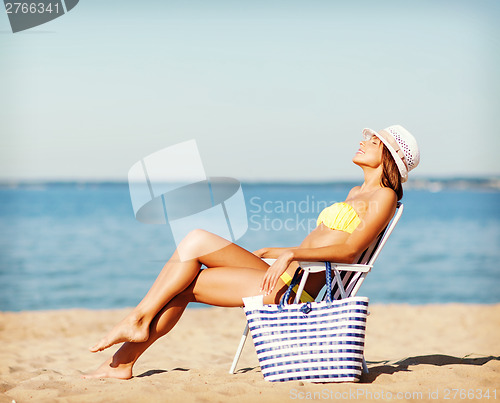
[278,262,333,309]
[324,261,333,303]
[278,267,303,308]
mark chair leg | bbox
[229,323,249,374]
[362,357,369,374]
[293,271,310,303]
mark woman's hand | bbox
[260,250,294,296]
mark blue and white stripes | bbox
[244,297,369,382]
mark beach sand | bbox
[1,304,499,403]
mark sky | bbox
[1,0,499,182]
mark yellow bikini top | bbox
[316,202,361,234]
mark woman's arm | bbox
[253,247,298,259]
[260,188,397,295]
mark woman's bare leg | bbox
[85,265,285,379]
[89,230,269,352]
[84,292,191,379]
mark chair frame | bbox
[229,202,404,375]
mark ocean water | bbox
[0,182,499,311]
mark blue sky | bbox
[1,0,499,181]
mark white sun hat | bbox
[362,125,420,183]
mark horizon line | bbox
[0,175,499,185]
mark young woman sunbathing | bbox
[85,125,420,379]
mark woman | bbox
[85,125,420,379]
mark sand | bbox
[1,304,499,403]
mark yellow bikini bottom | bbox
[279,271,315,303]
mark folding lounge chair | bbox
[229,202,404,375]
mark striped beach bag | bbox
[244,264,369,382]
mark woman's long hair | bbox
[381,145,403,200]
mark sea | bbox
[1,180,499,311]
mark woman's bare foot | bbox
[82,357,133,380]
[89,313,150,353]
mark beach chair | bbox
[229,202,404,375]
